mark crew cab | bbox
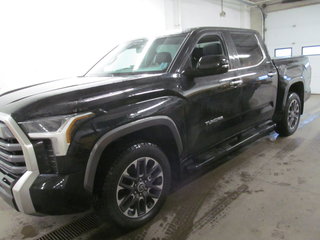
[0,27,311,228]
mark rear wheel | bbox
[94,142,171,229]
[277,92,301,137]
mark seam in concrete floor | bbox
[253,177,320,197]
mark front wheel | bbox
[276,92,301,137]
[94,142,171,229]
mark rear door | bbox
[228,31,278,129]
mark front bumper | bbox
[0,112,39,214]
[30,172,91,215]
[0,113,90,215]
[0,169,17,209]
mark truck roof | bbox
[182,26,258,34]
[118,27,259,44]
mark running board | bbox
[186,122,276,172]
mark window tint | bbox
[191,35,225,68]
[231,33,264,67]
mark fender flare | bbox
[274,79,304,122]
[282,79,304,110]
[84,116,183,193]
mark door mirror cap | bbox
[184,55,229,77]
[196,55,229,76]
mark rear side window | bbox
[231,33,264,67]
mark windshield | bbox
[86,34,187,77]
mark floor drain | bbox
[36,213,101,240]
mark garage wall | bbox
[265,4,320,94]
[180,0,250,30]
[0,0,167,93]
[0,0,250,94]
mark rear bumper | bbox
[305,89,311,102]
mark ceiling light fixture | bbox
[220,0,226,17]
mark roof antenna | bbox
[220,0,226,17]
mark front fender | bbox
[83,116,183,193]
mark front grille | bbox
[0,120,27,208]
[0,121,26,176]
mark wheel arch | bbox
[288,81,304,114]
[84,116,183,193]
[274,79,305,122]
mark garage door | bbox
[265,4,320,94]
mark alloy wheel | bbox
[287,99,300,130]
[116,157,164,218]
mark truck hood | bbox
[0,73,165,121]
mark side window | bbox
[231,33,264,67]
[191,35,226,68]
[275,47,292,58]
[302,45,320,56]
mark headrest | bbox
[155,52,172,64]
[203,43,222,55]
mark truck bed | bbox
[273,55,312,120]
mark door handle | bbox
[230,79,243,87]
[267,72,276,77]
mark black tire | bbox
[277,92,301,137]
[94,142,171,229]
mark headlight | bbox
[19,115,71,133]
[19,112,94,156]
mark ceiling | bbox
[247,0,309,5]
[240,0,320,12]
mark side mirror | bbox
[195,55,229,76]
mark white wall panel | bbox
[180,0,250,29]
[265,4,320,93]
[0,0,166,93]
[0,0,250,94]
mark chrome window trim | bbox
[0,112,38,214]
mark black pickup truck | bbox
[0,27,311,228]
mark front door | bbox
[181,32,244,155]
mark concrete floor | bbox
[1,95,320,240]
